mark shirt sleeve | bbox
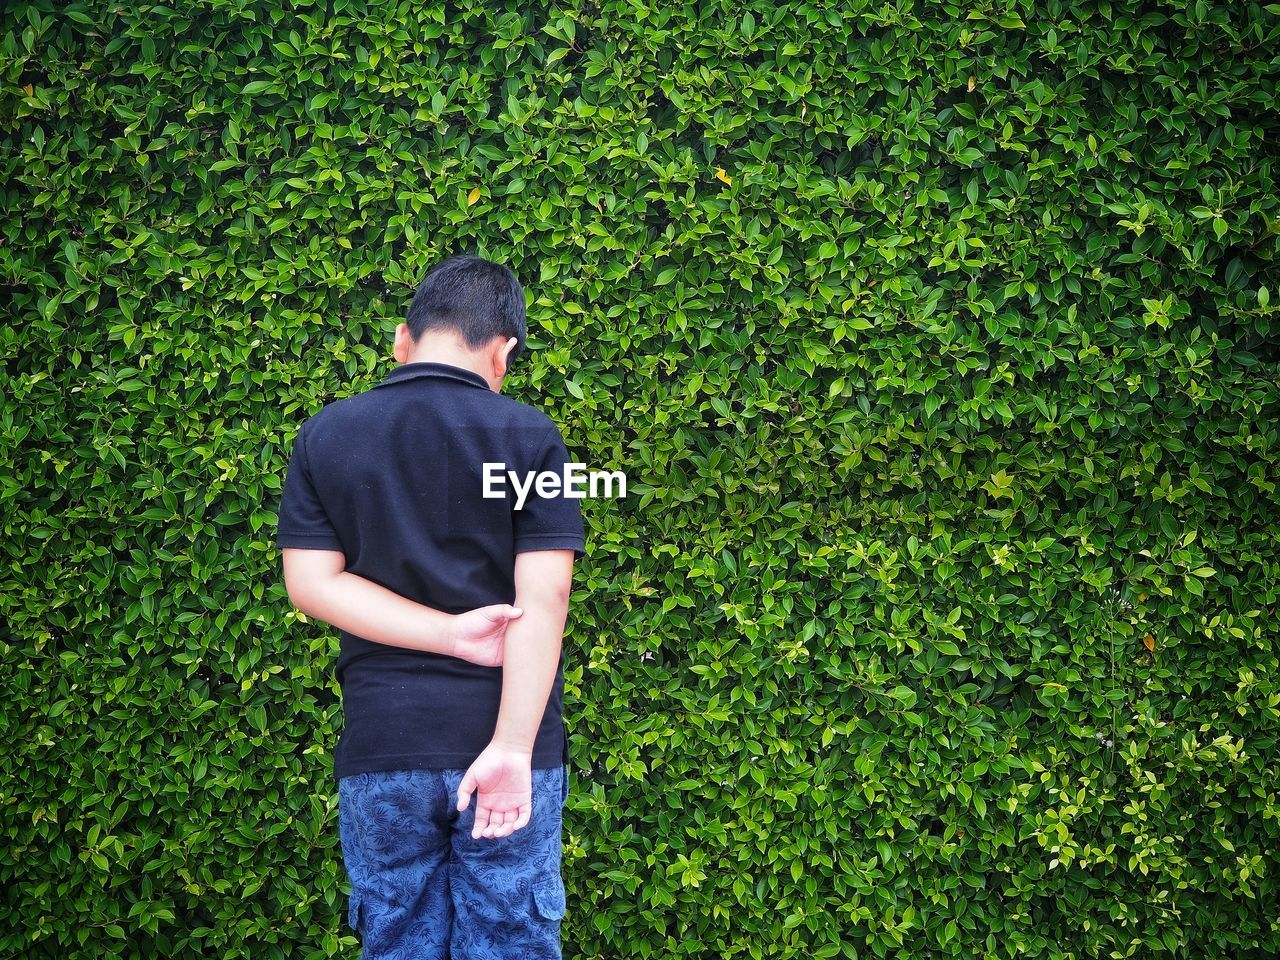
[275,423,345,552]
[512,424,586,558]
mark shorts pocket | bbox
[532,872,566,921]
[347,886,363,933]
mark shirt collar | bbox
[373,361,492,392]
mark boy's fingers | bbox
[457,772,474,811]
[480,806,522,838]
[494,808,526,838]
[480,603,523,622]
[467,793,534,839]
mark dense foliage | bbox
[3,1,1278,957]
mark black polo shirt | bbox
[275,361,585,780]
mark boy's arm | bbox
[489,549,575,751]
[276,423,521,660]
[282,547,519,658]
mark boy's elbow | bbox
[545,577,572,607]
[513,550,576,611]
[283,570,328,617]
[281,566,308,608]
[280,547,346,614]
[285,583,316,614]
[516,583,570,618]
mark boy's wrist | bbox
[488,734,535,755]
[442,613,463,658]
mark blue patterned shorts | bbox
[337,765,568,960]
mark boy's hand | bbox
[450,604,523,666]
[456,743,533,839]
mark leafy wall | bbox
[3,1,1279,958]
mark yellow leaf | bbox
[467,186,480,206]
[967,77,975,92]
[24,84,33,96]
[714,167,731,185]
[1143,634,1155,652]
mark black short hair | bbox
[405,254,527,361]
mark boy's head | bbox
[394,253,527,391]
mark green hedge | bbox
[3,0,1279,957]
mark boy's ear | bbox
[496,336,518,377]
[393,323,411,363]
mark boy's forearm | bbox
[490,593,570,752]
[292,571,459,656]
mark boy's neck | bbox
[405,336,488,381]
[401,330,501,392]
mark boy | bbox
[275,253,584,959]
